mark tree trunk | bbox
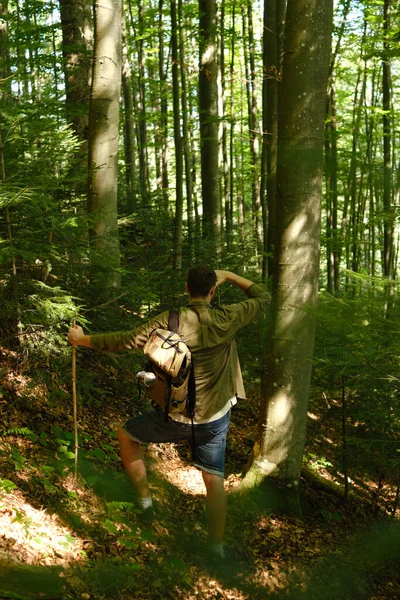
[87,0,122,290]
[0,0,11,99]
[59,0,92,145]
[325,0,351,295]
[171,0,184,270]
[179,0,195,262]
[217,0,226,245]
[382,0,394,281]
[242,0,333,515]
[242,0,262,258]
[262,0,284,282]
[122,10,137,212]
[136,0,150,207]
[159,0,169,211]
[199,0,220,258]
[228,1,235,248]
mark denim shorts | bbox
[122,407,230,478]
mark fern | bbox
[105,501,138,513]
[2,427,36,437]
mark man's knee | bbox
[117,425,136,447]
[202,470,225,493]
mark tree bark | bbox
[199,0,220,257]
[159,0,169,211]
[382,0,394,281]
[122,9,137,212]
[242,0,262,257]
[87,0,122,290]
[179,0,195,262]
[262,0,284,282]
[242,0,333,515]
[171,0,184,270]
[136,0,150,207]
[59,0,92,144]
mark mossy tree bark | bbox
[242,0,333,516]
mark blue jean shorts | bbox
[122,407,230,478]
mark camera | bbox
[137,371,156,388]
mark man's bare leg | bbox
[202,470,227,552]
[117,426,150,500]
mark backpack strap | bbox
[168,309,179,333]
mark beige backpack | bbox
[139,310,196,422]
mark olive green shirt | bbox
[90,283,269,422]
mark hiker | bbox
[68,267,269,558]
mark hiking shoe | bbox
[208,544,250,574]
[137,505,154,526]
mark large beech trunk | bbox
[242,0,333,515]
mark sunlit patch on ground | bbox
[149,443,206,496]
[0,489,84,566]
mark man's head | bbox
[186,266,217,299]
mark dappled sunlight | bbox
[0,488,84,566]
[307,411,320,420]
[269,391,292,428]
[149,443,206,497]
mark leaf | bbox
[141,529,156,542]
[103,519,118,533]
[118,538,137,549]
[41,465,55,473]
[0,479,17,492]
[86,447,106,462]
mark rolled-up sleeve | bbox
[90,311,169,352]
[228,283,270,331]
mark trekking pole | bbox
[72,321,78,480]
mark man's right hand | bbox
[68,324,92,347]
[215,270,253,292]
[215,270,230,287]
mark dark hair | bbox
[187,266,217,298]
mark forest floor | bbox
[0,346,400,600]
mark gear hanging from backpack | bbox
[137,309,196,455]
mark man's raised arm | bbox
[214,270,254,293]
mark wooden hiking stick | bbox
[72,322,78,479]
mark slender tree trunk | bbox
[199,0,220,258]
[171,0,183,270]
[159,0,169,211]
[87,0,122,290]
[179,0,194,261]
[122,10,137,212]
[59,0,92,145]
[262,0,283,282]
[242,0,333,514]
[136,0,150,206]
[217,0,226,245]
[382,0,394,280]
[0,0,11,100]
[227,1,235,248]
[244,0,262,256]
[325,0,351,295]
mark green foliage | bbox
[0,478,17,494]
[314,285,400,480]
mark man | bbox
[68,267,269,558]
